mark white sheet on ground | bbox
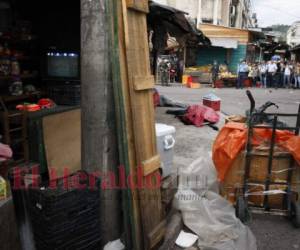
[174,156,257,250]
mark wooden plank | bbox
[158,213,182,250]
[43,109,81,179]
[126,0,149,13]
[142,155,160,176]
[111,0,144,249]
[147,219,167,249]
[117,0,166,249]
[133,75,155,91]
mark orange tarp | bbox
[213,122,300,182]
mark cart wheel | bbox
[236,196,247,223]
[290,201,300,228]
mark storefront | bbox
[199,24,264,70]
[184,24,264,85]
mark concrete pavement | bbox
[156,85,300,126]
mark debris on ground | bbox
[175,230,199,248]
[103,239,125,250]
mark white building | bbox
[287,21,300,47]
[153,0,255,29]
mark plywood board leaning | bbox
[43,109,81,179]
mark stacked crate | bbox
[27,172,101,250]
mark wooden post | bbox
[81,0,121,246]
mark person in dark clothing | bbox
[276,61,282,87]
[211,60,219,87]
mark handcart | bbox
[236,90,300,227]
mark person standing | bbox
[258,61,267,88]
[294,62,300,89]
[237,60,249,89]
[252,63,259,86]
[159,59,171,86]
[211,60,219,88]
[283,62,292,88]
[276,60,282,87]
[266,61,278,88]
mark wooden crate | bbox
[221,149,300,208]
[247,184,287,209]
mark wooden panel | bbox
[116,0,165,249]
[126,0,149,13]
[133,75,155,91]
[43,109,81,179]
[142,155,160,176]
[110,1,144,249]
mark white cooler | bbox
[155,123,176,178]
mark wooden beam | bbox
[142,155,161,176]
[133,75,155,91]
[126,0,149,13]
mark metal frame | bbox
[242,90,300,215]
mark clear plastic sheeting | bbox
[174,157,257,250]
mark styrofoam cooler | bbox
[155,123,176,178]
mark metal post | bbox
[263,115,278,210]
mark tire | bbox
[290,201,300,228]
[236,196,247,223]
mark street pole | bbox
[81,0,121,246]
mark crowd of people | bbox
[237,60,300,89]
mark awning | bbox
[148,1,211,52]
[209,38,238,49]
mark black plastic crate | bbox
[29,202,100,231]
[47,84,81,105]
[26,171,102,250]
[27,171,100,214]
[33,218,101,245]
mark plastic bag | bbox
[174,190,256,250]
[178,155,219,194]
[174,157,257,250]
[213,122,300,182]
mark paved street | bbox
[157,85,300,121]
[155,86,300,250]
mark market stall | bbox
[0,1,83,248]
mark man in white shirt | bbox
[237,60,249,89]
[266,61,278,88]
